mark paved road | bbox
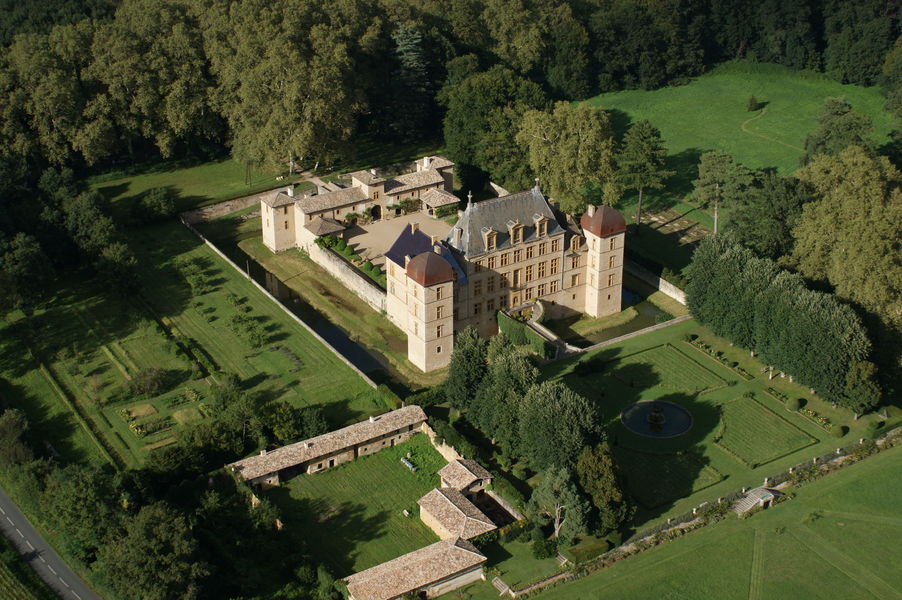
[0,484,100,600]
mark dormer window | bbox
[512,226,524,244]
[537,220,547,236]
[484,229,497,251]
[571,236,582,251]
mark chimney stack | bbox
[430,235,439,245]
[433,243,442,255]
[453,227,462,247]
[286,186,294,197]
[410,222,419,234]
[369,168,377,176]
[405,255,411,267]
[423,156,431,170]
[369,416,376,423]
[587,204,596,217]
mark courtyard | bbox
[343,212,453,270]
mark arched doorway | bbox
[370,204,382,221]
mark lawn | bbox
[195,209,446,391]
[581,60,897,277]
[537,319,884,528]
[0,219,380,469]
[452,445,902,600]
[267,433,444,575]
[716,397,817,467]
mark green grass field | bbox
[0,220,379,469]
[267,433,444,575]
[450,446,902,600]
[538,319,884,527]
[716,398,817,467]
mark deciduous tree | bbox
[444,326,487,411]
[575,443,632,535]
[518,381,599,470]
[527,467,588,542]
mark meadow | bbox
[267,433,444,575]
[0,220,379,469]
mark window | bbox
[539,242,547,255]
[590,274,595,286]
[570,255,580,269]
[486,277,495,293]
[538,283,546,296]
[474,261,483,274]
[538,262,546,278]
[571,236,582,251]
[390,282,395,294]
[453,308,459,321]
[390,264,395,277]
[474,280,482,296]
[513,269,522,287]
[486,232,497,251]
[608,255,615,268]
[609,238,616,251]
[526,245,534,259]
[373,191,380,200]
[537,220,547,236]
[284,221,289,229]
[413,322,418,335]
[500,295,509,308]
[436,345,442,354]
[500,272,510,288]
[550,280,559,293]
[436,306,444,319]
[525,287,533,299]
[437,324,444,337]
[501,253,509,266]
[571,274,580,286]
[608,273,615,286]
[512,294,520,306]
[607,294,611,300]
[550,259,559,275]
[317,463,322,469]
[551,238,560,252]
[525,265,533,282]
[283,206,288,215]
[473,302,482,315]
[592,238,597,250]
[487,298,495,312]
[436,285,443,300]
[513,249,522,263]
[265,219,269,227]
[512,226,523,244]
[590,256,596,268]
[487,256,496,269]
[414,304,419,317]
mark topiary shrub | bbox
[531,538,558,559]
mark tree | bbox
[802,98,875,164]
[618,120,673,228]
[792,146,902,332]
[269,402,328,444]
[0,408,33,465]
[692,151,755,234]
[98,502,209,600]
[823,0,897,86]
[444,326,487,411]
[1,233,54,308]
[517,102,618,214]
[575,443,632,534]
[518,381,599,470]
[136,187,176,222]
[387,26,433,138]
[527,467,588,542]
[724,173,812,259]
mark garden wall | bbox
[420,423,465,463]
[624,259,687,305]
[308,244,387,313]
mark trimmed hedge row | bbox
[497,311,554,359]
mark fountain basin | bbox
[620,400,693,438]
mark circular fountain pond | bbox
[619,400,693,438]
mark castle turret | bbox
[580,205,627,317]
[404,247,455,372]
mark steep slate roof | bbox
[228,406,427,481]
[421,188,460,208]
[384,169,445,195]
[260,190,296,209]
[447,185,565,258]
[384,226,466,285]
[406,251,454,287]
[439,459,493,490]
[296,187,367,215]
[580,205,627,238]
[418,488,496,539]
[345,537,485,600]
[304,217,345,236]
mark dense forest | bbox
[0,1,901,598]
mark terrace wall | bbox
[424,567,485,597]
[624,259,687,305]
[308,244,387,313]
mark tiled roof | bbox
[384,169,445,196]
[349,170,385,186]
[296,187,367,215]
[418,488,496,539]
[447,185,565,258]
[580,205,626,238]
[384,227,466,285]
[304,217,345,236]
[422,188,460,208]
[425,156,454,170]
[260,190,296,209]
[228,406,427,481]
[345,537,485,600]
[438,459,493,490]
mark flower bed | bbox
[683,337,754,380]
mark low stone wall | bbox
[308,244,387,313]
[487,490,525,521]
[581,315,693,354]
[180,218,377,388]
[421,423,465,463]
[624,259,687,305]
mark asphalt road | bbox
[0,484,100,600]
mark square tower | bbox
[580,205,627,317]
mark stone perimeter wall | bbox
[624,259,687,305]
[307,244,387,313]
